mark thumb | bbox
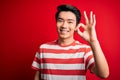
[75,23,85,37]
[75,24,82,37]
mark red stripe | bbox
[41,58,84,64]
[45,40,85,46]
[40,48,86,54]
[41,69,86,75]
[85,55,94,69]
[46,40,76,46]
[31,66,39,70]
[84,48,91,55]
[34,57,40,63]
[88,62,95,70]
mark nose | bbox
[61,21,68,28]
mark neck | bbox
[58,37,75,46]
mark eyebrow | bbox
[57,17,75,21]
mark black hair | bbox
[55,4,81,25]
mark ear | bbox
[74,27,77,32]
[74,24,79,32]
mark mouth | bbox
[60,29,69,34]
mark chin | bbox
[59,35,67,38]
[59,35,70,39]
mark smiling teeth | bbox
[60,29,69,32]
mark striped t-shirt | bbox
[32,40,95,80]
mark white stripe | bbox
[39,52,84,59]
[32,61,40,69]
[41,74,86,80]
[35,52,40,59]
[40,43,90,50]
[87,58,94,69]
[41,63,85,70]
[84,51,93,62]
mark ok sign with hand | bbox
[76,11,109,78]
[76,11,97,43]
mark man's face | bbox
[56,11,77,39]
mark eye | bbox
[68,22,73,24]
[57,19,63,22]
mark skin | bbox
[34,11,109,80]
[34,71,39,80]
[76,11,109,78]
[56,11,77,46]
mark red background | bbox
[0,0,120,80]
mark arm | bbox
[34,71,40,80]
[76,11,109,78]
[90,40,109,78]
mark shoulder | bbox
[39,40,57,48]
[75,40,91,48]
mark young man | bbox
[32,4,109,80]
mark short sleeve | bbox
[31,48,41,70]
[84,46,95,71]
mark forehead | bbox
[58,11,76,20]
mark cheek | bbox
[70,25,76,31]
[56,22,61,29]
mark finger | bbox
[76,23,86,36]
[93,14,96,27]
[90,11,93,24]
[76,26,83,37]
[84,11,89,24]
[76,23,86,30]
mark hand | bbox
[76,11,98,43]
